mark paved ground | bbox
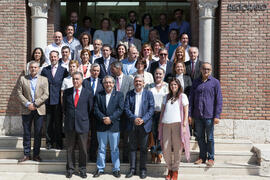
[1,172,269,180]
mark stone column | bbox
[198,0,218,65]
[28,0,51,51]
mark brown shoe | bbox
[18,156,30,163]
[33,156,42,162]
[151,153,156,164]
[171,171,178,180]
[206,159,214,167]
[165,170,172,180]
[156,154,162,164]
[194,158,205,165]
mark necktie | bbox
[91,78,96,92]
[74,89,79,108]
[116,77,120,91]
[191,61,195,77]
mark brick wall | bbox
[219,0,270,120]
[0,0,27,115]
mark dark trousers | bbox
[129,125,149,171]
[22,110,44,157]
[151,112,162,155]
[89,116,98,161]
[46,104,62,147]
[66,131,88,173]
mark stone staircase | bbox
[0,136,262,177]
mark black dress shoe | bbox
[93,170,104,178]
[125,169,136,178]
[18,156,31,163]
[79,171,87,178]
[33,156,42,162]
[66,171,73,178]
[112,170,121,178]
[140,170,147,179]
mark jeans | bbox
[195,118,214,160]
[22,111,44,157]
[97,131,120,172]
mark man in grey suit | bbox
[110,61,134,163]
[119,25,141,52]
[17,61,49,162]
[185,47,203,81]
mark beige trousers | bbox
[162,122,182,171]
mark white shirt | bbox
[176,74,184,89]
[73,86,82,99]
[134,89,143,117]
[45,42,68,65]
[104,56,110,71]
[61,76,73,91]
[106,91,112,108]
[61,60,70,71]
[148,82,169,112]
[159,62,167,73]
[92,52,102,62]
[162,93,189,124]
[116,73,124,90]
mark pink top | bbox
[158,94,191,161]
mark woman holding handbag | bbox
[158,77,190,180]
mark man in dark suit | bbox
[93,75,124,178]
[81,16,96,39]
[94,44,116,80]
[82,63,104,162]
[125,74,155,179]
[110,61,134,163]
[185,46,203,81]
[149,48,173,82]
[63,72,93,178]
[41,50,68,150]
[17,61,49,162]
[128,11,141,40]
[69,11,83,38]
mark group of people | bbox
[16,8,223,180]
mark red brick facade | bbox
[0,0,27,115]
[219,0,270,120]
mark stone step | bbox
[0,172,267,180]
[0,136,253,151]
[0,147,257,164]
[0,159,260,176]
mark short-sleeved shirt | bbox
[162,93,189,124]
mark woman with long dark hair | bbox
[158,77,190,180]
[26,47,48,75]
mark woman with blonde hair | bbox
[173,46,186,63]
[140,43,153,71]
[158,77,190,180]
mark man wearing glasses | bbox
[189,62,223,167]
[149,48,173,82]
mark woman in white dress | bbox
[78,49,91,79]
[131,58,154,87]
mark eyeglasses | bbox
[159,53,168,56]
[202,68,211,71]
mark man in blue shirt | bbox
[189,62,223,167]
[169,9,191,41]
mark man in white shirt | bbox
[91,39,103,63]
[59,46,71,71]
[45,31,67,65]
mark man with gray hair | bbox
[93,75,124,178]
[125,74,155,179]
[122,45,138,75]
[185,46,202,81]
[63,71,93,178]
[82,63,104,162]
[17,61,49,162]
[91,39,103,63]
